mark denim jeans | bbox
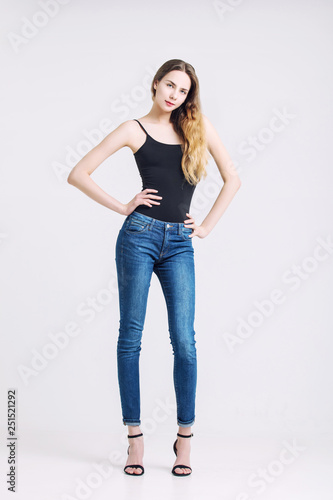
[115,210,197,428]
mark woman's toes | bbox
[125,466,141,474]
[174,466,190,474]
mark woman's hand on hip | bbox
[124,188,163,215]
[184,213,210,239]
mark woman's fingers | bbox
[145,200,160,206]
[146,194,162,200]
[144,195,162,206]
[143,189,162,199]
[142,188,162,206]
[184,212,195,227]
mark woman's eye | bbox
[166,83,186,95]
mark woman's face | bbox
[154,70,191,111]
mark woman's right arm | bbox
[67,120,161,215]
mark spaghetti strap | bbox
[133,119,149,137]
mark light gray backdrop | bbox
[1,0,332,499]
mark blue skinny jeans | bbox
[115,210,197,428]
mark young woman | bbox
[67,59,241,476]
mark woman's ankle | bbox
[178,426,192,436]
[128,425,142,436]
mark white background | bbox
[1,0,332,499]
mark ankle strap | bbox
[127,433,143,438]
[177,432,193,438]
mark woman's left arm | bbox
[185,114,241,238]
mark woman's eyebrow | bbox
[165,80,189,91]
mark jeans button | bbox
[166,224,170,228]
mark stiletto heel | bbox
[123,433,144,476]
[171,432,193,476]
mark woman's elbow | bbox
[67,168,82,185]
[67,171,76,185]
[225,175,242,188]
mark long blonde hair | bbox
[151,59,210,186]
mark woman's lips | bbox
[165,101,174,106]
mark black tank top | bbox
[132,119,196,223]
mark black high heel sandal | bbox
[123,432,144,476]
[171,432,193,476]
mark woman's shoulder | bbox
[201,113,213,130]
[118,118,141,130]
[201,113,219,141]
[117,118,143,136]
[117,119,148,154]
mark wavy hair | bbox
[151,59,210,186]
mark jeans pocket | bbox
[181,226,193,241]
[125,217,149,234]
